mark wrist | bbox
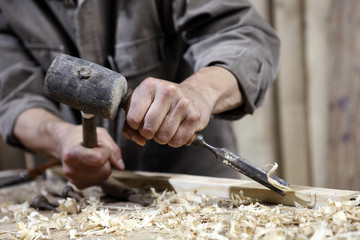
[14,108,68,160]
[41,119,72,159]
[182,66,243,115]
[181,71,217,116]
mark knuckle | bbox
[186,111,201,124]
[170,132,193,148]
[155,126,173,143]
[140,126,155,139]
[63,167,72,177]
[169,138,183,148]
[177,98,191,111]
[142,77,158,88]
[162,84,177,98]
[155,133,169,144]
[62,151,73,164]
[92,153,106,166]
[126,114,142,129]
[83,151,104,166]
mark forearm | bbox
[13,108,70,160]
[181,66,243,115]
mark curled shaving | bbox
[267,163,292,192]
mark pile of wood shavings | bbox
[0,190,360,240]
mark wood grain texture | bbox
[305,0,331,188]
[273,0,311,185]
[111,170,359,209]
[328,0,360,190]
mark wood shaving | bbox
[267,163,292,192]
[0,189,359,239]
[57,198,78,214]
[230,191,258,207]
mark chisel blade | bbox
[191,134,290,196]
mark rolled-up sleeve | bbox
[174,0,280,119]
[0,11,60,147]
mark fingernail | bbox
[134,136,146,146]
[118,158,125,169]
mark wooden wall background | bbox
[0,0,359,191]
[235,0,360,190]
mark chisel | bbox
[0,159,59,188]
[188,134,290,196]
[13,190,58,212]
[45,172,83,202]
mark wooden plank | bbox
[272,0,311,185]
[328,0,360,190]
[111,170,359,209]
[305,0,331,188]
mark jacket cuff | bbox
[194,48,272,120]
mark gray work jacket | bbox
[0,0,279,178]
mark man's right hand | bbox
[14,108,124,189]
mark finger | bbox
[98,141,124,170]
[122,122,147,146]
[154,113,182,145]
[126,78,155,131]
[169,112,202,147]
[169,121,196,147]
[97,128,125,170]
[139,91,172,140]
[62,144,111,167]
[63,161,112,189]
[108,144,124,170]
[154,97,192,145]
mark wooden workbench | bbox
[0,170,359,239]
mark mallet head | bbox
[44,54,127,119]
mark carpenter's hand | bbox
[14,108,125,190]
[57,124,124,189]
[123,77,213,147]
[122,66,242,147]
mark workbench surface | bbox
[0,170,359,239]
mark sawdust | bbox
[0,189,359,239]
